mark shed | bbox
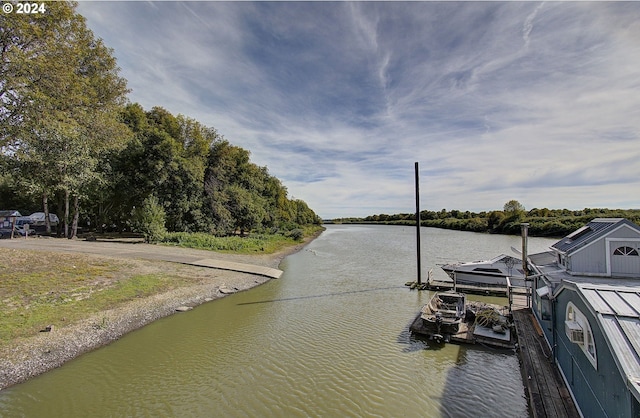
[0,210,22,228]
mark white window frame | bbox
[565,302,597,369]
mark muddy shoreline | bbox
[0,234,319,390]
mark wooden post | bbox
[415,162,421,285]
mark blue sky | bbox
[77,1,640,219]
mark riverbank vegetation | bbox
[330,200,640,237]
[1,1,321,241]
[161,225,324,253]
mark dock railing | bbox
[507,277,532,315]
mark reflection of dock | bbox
[513,309,580,418]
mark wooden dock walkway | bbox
[424,278,531,297]
[512,309,580,418]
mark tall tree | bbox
[503,200,525,219]
[1,1,130,237]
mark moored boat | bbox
[439,254,526,287]
[410,291,466,343]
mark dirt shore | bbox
[0,235,317,390]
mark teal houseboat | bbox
[528,218,640,418]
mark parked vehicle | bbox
[0,226,34,238]
[28,212,59,227]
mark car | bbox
[0,226,35,238]
[15,225,35,236]
[28,212,59,227]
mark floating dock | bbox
[421,278,531,297]
[409,302,516,349]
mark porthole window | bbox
[613,246,639,256]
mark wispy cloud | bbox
[78,1,640,218]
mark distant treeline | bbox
[329,202,640,237]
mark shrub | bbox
[134,196,167,243]
[287,229,304,241]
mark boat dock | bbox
[422,277,531,297]
[513,308,580,418]
[409,301,517,348]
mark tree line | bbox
[0,1,320,239]
[331,200,640,237]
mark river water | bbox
[0,225,557,417]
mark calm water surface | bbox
[0,225,557,417]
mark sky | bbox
[76,1,640,219]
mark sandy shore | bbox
[0,235,317,390]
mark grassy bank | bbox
[161,225,324,253]
[0,249,202,346]
[0,227,324,349]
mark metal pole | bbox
[415,162,421,285]
[521,223,530,277]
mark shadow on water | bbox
[236,285,404,305]
[397,315,446,352]
[439,344,530,418]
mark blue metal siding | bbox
[556,290,635,417]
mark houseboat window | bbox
[586,330,595,358]
[613,246,639,256]
[473,268,502,273]
[541,298,551,321]
[565,302,597,369]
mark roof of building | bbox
[559,280,640,403]
[551,218,640,254]
[0,210,22,217]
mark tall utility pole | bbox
[521,223,530,277]
[415,162,421,285]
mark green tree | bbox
[487,210,505,231]
[227,184,266,235]
[1,1,130,237]
[133,195,166,243]
[503,200,525,220]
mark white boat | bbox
[439,254,527,288]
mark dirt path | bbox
[0,236,287,269]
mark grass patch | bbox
[0,249,192,346]
[161,226,324,254]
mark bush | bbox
[287,229,304,241]
[134,196,167,243]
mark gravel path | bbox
[0,236,315,390]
